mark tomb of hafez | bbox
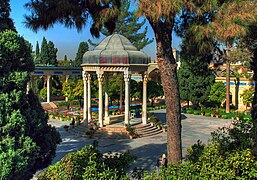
[82,33,149,127]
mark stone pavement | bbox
[49,109,232,172]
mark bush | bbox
[39,87,47,100]
[193,110,200,115]
[186,108,194,114]
[205,112,211,117]
[146,116,257,179]
[38,144,135,180]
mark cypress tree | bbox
[0,0,16,32]
[35,41,40,64]
[74,42,88,67]
[40,37,48,65]
[178,35,215,107]
[47,41,58,65]
[64,55,68,61]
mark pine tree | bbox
[47,41,58,65]
[74,42,88,67]
[88,0,153,50]
[0,0,16,32]
[40,37,48,65]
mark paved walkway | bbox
[49,109,232,172]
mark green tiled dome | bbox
[82,34,149,65]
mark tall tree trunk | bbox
[226,59,230,113]
[149,20,182,163]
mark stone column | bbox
[124,72,131,125]
[142,73,148,124]
[83,71,88,126]
[46,75,52,103]
[65,75,69,102]
[87,73,92,121]
[97,72,104,127]
[104,73,109,122]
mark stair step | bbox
[139,130,162,137]
[136,128,162,135]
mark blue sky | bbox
[10,0,181,60]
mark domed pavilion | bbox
[82,34,149,127]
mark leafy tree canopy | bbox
[0,30,34,76]
[24,0,121,38]
[74,42,89,67]
[88,0,153,50]
[208,82,226,106]
[0,30,61,179]
[0,0,16,32]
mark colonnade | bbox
[82,70,148,127]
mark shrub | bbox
[38,144,135,180]
[205,112,211,117]
[193,110,200,115]
[39,87,47,100]
[146,116,257,179]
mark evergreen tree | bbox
[0,30,61,179]
[178,58,215,107]
[34,41,40,64]
[47,41,58,65]
[178,34,215,107]
[0,0,16,32]
[40,37,48,65]
[64,55,68,61]
[88,0,153,50]
[74,42,88,67]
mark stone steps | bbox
[67,123,164,139]
[134,124,163,138]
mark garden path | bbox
[49,110,232,172]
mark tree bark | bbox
[226,59,230,113]
[149,19,182,163]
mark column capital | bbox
[97,72,104,82]
[142,73,148,82]
[124,71,131,82]
[87,73,91,81]
[82,71,88,81]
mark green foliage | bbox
[47,41,58,65]
[88,0,153,50]
[39,87,47,100]
[73,79,83,99]
[38,145,134,180]
[241,88,255,108]
[178,55,215,106]
[0,30,61,179]
[24,0,121,38]
[0,72,61,179]
[74,41,88,66]
[148,80,164,105]
[40,37,58,66]
[208,82,226,106]
[34,41,40,64]
[0,30,34,75]
[40,37,48,65]
[147,119,257,179]
[62,80,76,100]
[0,0,16,32]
